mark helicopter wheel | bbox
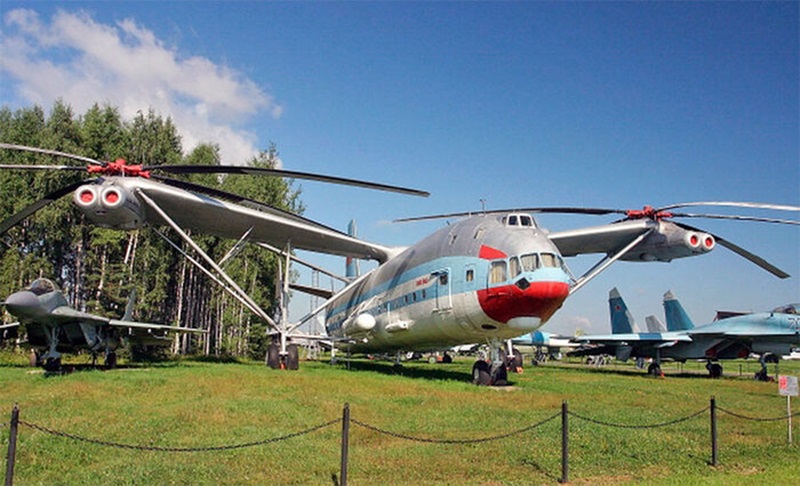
[491,362,508,386]
[508,347,524,372]
[105,352,118,369]
[286,344,299,370]
[43,357,61,372]
[647,363,662,377]
[266,342,280,369]
[472,360,492,386]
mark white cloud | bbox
[0,8,281,165]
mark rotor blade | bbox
[0,164,87,171]
[394,207,624,223]
[675,222,790,278]
[148,165,429,197]
[658,201,800,212]
[0,179,97,235]
[0,143,104,167]
[669,212,800,225]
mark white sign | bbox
[779,375,799,396]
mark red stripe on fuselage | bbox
[477,281,569,324]
[479,245,507,260]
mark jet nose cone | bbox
[3,291,40,318]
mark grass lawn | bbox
[0,350,798,485]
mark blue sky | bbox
[1,2,798,334]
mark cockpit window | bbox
[502,213,536,228]
[540,253,563,268]
[520,253,540,271]
[489,260,507,283]
[28,278,58,295]
[773,304,800,315]
[509,257,522,277]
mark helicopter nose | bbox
[478,276,570,327]
[2,291,40,319]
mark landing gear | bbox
[266,342,281,369]
[472,360,492,386]
[266,340,299,370]
[105,351,118,370]
[472,340,509,386]
[754,354,773,381]
[507,347,523,373]
[706,360,723,378]
[647,362,663,377]
[43,357,61,372]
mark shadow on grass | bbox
[329,358,526,386]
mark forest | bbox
[0,101,303,359]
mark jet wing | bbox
[573,332,693,344]
[108,320,207,334]
[127,178,398,262]
[109,319,207,347]
[548,219,654,257]
[51,306,111,325]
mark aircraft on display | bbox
[511,330,579,364]
[570,289,800,379]
[1,143,798,385]
[1,278,206,370]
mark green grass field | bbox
[1,350,798,485]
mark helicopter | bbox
[1,143,797,384]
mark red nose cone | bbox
[478,280,570,324]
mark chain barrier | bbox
[17,418,340,453]
[568,406,710,429]
[716,406,800,422]
[351,411,561,444]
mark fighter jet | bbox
[1,278,206,370]
[569,289,800,378]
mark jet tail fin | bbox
[663,290,694,331]
[609,287,636,333]
[645,315,666,333]
[346,219,360,280]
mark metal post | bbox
[560,400,569,483]
[710,396,718,467]
[788,396,793,445]
[5,404,19,486]
[340,403,350,486]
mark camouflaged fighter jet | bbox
[1,278,206,370]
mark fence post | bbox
[340,403,350,486]
[560,400,568,484]
[710,396,718,467]
[5,404,19,486]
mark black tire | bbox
[43,357,61,372]
[709,363,723,379]
[472,360,491,386]
[286,344,300,370]
[105,352,117,369]
[509,347,523,372]
[647,363,662,377]
[441,353,453,364]
[491,363,508,386]
[266,343,280,369]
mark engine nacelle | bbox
[73,182,146,230]
[622,222,715,263]
[340,313,376,336]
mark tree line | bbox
[0,101,303,360]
